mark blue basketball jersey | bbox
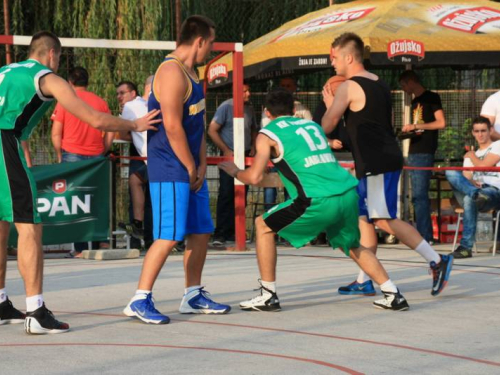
[147,55,206,182]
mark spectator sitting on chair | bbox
[445,116,500,258]
[399,70,446,244]
[208,83,257,246]
[51,66,114,257]
[117,77,155,250]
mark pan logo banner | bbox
[271,7,375,43]
[387,39,425,63]
[429,5,500,33]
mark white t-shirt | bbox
[463,140,500,189]
[121,96,148,160]
[481,91,500,133]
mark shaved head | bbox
[332,33,364,63]
[29,31,61,57]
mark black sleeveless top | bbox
[343,76,403,179]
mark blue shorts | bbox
[357,170,401,222]
[149,180,214,241]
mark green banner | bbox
[9,157,110,246]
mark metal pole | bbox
[3,0,12,64]
[233,44,246,251]
[402,63,412,222]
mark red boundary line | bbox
[0,343,362,374]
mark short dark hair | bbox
[117,81,139,96]
[68,67,89,87]
[399,70,421,84]
[332,32,364,62]
[472,116,492,129]
[265,88,294,117]
[29,31,61,55]
[178,15,215,46]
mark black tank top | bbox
[344,76,403,178]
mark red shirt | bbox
[51,89,110,156]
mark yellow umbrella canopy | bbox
[202,0,500,87]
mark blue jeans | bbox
[408,153,434,242]
[62,151,102,251]
[445,170,500,249]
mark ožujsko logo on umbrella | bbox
[208,63,228,84]
[37,180,96,219]
[431,5,500,33]
[387,40,425,63]
[270,7,375,43]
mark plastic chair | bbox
[453,208,499,257]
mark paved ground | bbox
[2,242,500,374]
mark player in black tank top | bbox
[343,76,403,179]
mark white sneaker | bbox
[240,281,281,312]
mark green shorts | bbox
[263,187,360,255]
[0,130,40,223]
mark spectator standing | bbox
[51,66,114,257]
[446,117,500,258]
[399,70,446,244]
[208,84,257,246]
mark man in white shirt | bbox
[118,77,153,245]
[445,116,500,258]
[481,90,500,141]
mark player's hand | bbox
[401,124,414,133]
[192,164,206,192]
[133,109,161,132]
[322,84,334,108]
[218,161,239,178]
[329,139,343,149]
[188,167,198,190]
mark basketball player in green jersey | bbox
[219,88,409,312]
[0,31,159,334]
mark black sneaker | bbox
[373,290,409,311]
[118,222,144,240]
[430,254,454,296]
[212,236,226,246]
[239,280,281,312]
[473,192,491,212]
[0,298,26,325]
[173,240,186,253]
[451,245,472,259]
[25,304,70,334]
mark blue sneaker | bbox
[338,280,376,296]
[430,254,453,296]
[179,287,231,314]
[123,293,170,324]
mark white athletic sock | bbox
[185,285,202,295]
[414,240,441,264]
[26,294,44,312]
[356,270,371,284]
[260,280,276,294]
[0,288,7,303]
[131,290,151,302]
[380,280,398,294]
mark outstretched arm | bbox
[40,74,160,133]
[218,133,272,185]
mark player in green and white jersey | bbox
[0,31,159,335]
[219,88,409,312]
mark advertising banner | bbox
[8,158,110,246]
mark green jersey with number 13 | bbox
[260,116,358,199]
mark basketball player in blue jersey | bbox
[124,16,231,325]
